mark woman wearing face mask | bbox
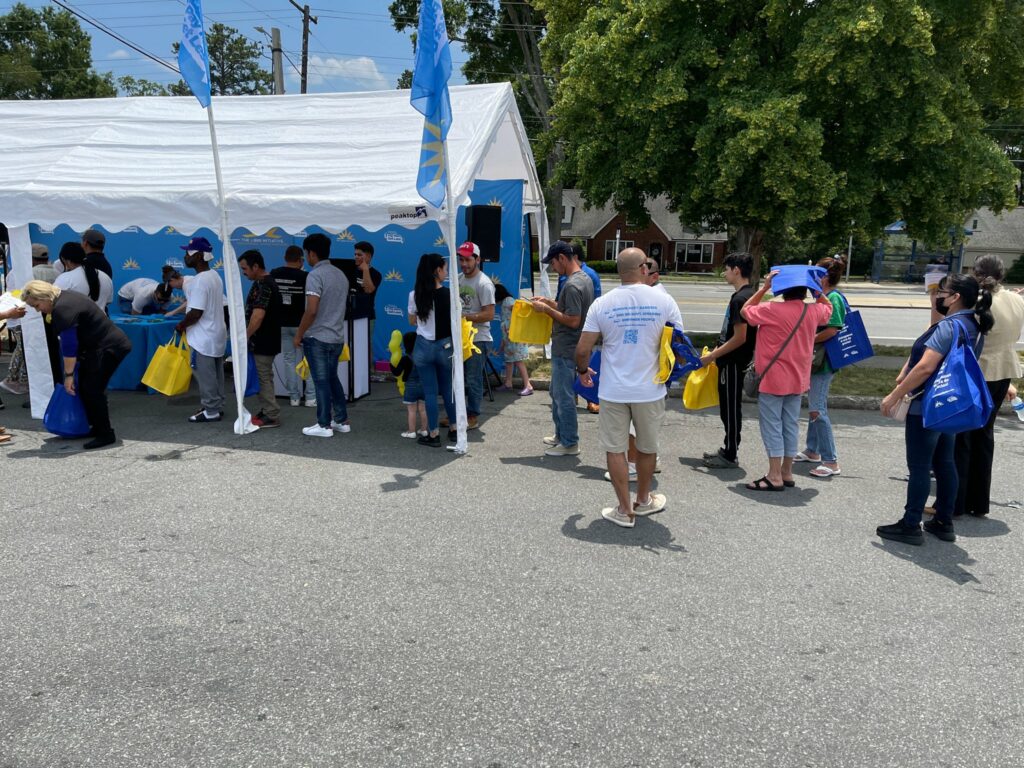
[877,274,994,545]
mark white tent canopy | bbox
[0,82,548,427]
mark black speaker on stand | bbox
[466,205,502,262]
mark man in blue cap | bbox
[174,236,227,423]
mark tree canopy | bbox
[539,0,1024,267]
[170,23,272,97]
[0,3,115,99]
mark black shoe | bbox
[876,521,924,545]
[448,429,457,442]
[84,432,116,450]
[923,519,956,542]
[417,433,441,447]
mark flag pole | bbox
[205,102,256,435]
[441,142,467,454]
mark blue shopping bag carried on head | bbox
[922,322,993,434]
[43,377,90,437]
[244,353,259,397]
[825,294,875,370]
[573,350,601,404]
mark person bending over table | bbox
[118,275,174,315]
[21,280,132,449]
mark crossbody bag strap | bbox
[759,302,809,378]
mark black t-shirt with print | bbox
[717,284,757,366]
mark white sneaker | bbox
[633,492,667,516]
[331,420,351,433]
[305,398,317,407]
[290,397,301,407]
[601,506,635,528]
[401,431,418,439]
[302,424,333,438]
[544,443,580,456]
[542,435,558,446]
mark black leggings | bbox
[77,346,130,438]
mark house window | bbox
[675,241,713,266]
[561,204,575,226]
[605,239,634,259]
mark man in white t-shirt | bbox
[577,248,683,528]
[174,236,227,423]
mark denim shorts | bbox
[402,378,425,405]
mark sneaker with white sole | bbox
[601,506,635,528]
[331,421,351,433]
[290,397,301,407]
[400,431,418,439]
[545,443,580,456]
[0,379,28,395]
[604,465,638,482]
[542,435,558,446]
[633,492,667,516]
[305,398,317,408]
[302,424,333,438]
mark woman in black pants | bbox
[21,280,131,449]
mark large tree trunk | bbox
[545,145,564,251]
[733,224,766,287]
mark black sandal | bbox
[746,476,785,492]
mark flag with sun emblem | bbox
[410,0,452,208]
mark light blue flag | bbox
[410,0,452,208]
[178,0,211,108]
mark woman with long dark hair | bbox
[878,273,994,544]
[53,242,113,311]
[952,256,1024,517]
[407,253,456,447]
[797,256,847,477]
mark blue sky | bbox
[9,0,468,93]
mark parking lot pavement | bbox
[2,386,1023,767]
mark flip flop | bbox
[793,452,818,462]
[0,433,11,444]
[809,465,841,477]
[746,476,785,492]
[783,479,796,488]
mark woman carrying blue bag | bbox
[877,274,993,545]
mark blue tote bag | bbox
[922,323,993,434]
[244,353,260,397]
[825,294,874,370]
[43,379,91,437]
[573,350,601,404]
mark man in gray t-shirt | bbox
[531,241,595,455]
[456,241,496,428]
[294,233,351,436]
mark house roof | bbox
[964,207,1024,254]
[559,189,727,242]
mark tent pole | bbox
[441,141,468,454]
[205,102,255,435]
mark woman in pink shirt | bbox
[741,271,834,491]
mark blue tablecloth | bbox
[109,314,178,391]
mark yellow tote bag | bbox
[508,298,552,344]
[338,343,351,362]
[461,317,480,361]
[296,357,310,381]
[141,332,192,396]
[654,325,675,384]
[682,347,719,410]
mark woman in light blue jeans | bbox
[798,257,846,478]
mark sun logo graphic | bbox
[244,227,282,239]
[336,230,355,241]
[488,198,503,208]
[163,226,178,235]
[211,258,224,269]
[434,235,446,247]
[122,258,141,271]
[384,269,403,282]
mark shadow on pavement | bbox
[560,513,686,555]
[954,516,1011,539]
[726,484,820,507]
[499,455,607,483]
[871,540,979,584]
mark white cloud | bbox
[305,55,390,92]
[108,49,131,60]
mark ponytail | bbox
[82,263,100,302]
[941,273,994,335]
[974,287,994,335]
[58,240,99,300]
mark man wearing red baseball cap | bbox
[454,240,495,430]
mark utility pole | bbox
[270,27,284,95]
[288,0,318,94]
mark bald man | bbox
[576,248,683,528]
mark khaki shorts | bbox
[598,399,665,455]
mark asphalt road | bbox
[2,383,1023,767]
